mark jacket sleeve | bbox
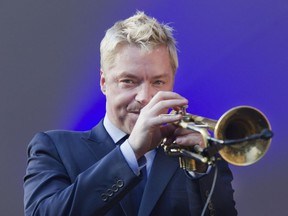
[198,158,238,216]
[24,132,140,216]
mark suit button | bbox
[116,179,124,188]
[208,202,213,210]
[101,193,108,202]
[107,189,113,197]
[112,184,119,192]
[208,201,215,216]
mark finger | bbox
[145,99,188,119]
[160,124,178,140]
[173,127,197,136]
[144,91,188,112]
[175,133,205,147]
[152,113,182,126]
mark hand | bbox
[128,91,188,159]
[162,122,209,173]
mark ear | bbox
[100,69,106,95]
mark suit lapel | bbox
[138,148,179,216]
[120,188,139,216]
[82,120,116,160]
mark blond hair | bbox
[100,11,178,73]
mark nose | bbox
[135,83,154,105]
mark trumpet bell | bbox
[215,106,272,166]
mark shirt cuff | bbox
[187,165,211,178]
[120,140,146,175]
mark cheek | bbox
[106,87,134,110]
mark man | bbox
[24,11,237,216]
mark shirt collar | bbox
[103,114,157,174]
[103,114,127,143]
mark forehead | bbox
[107,45,174,76]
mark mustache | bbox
[127,104,144,113]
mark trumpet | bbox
[161,106,273,171]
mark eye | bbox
[120,79,136,85]
[119,78,137,88]
[154,80,165,86]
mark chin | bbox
[122,113,139,133]
[126,119,137,133]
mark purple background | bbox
[1,0,287,215]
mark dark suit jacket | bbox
[24,120,237,216]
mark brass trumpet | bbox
[162,106,273,171]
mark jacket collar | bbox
[83,120,116,159]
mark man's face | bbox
[100,45,175,134]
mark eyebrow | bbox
[117,72,169,80]
[152,74,169,79]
